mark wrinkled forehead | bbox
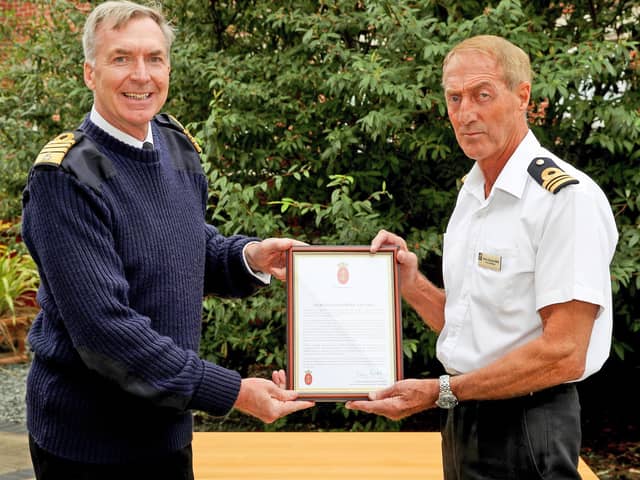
[95,16,169,54]
[95,14,148,35]
[442,50,503,88]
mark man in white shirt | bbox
[347,35,618,479]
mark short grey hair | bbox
[83,1,175,66]
[443,35,532,90]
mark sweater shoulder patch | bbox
[527,157,579,194]
[33,131,116,192]
[156,113,202,154]
[34,132,78,168]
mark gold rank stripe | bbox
[34,132,76,166]
[540,167,578,193]
[168,114,202,154]
[544,174,573,193]
[184,130,202,154]
[542,174,574,193]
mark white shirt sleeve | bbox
[534,184,617,314]
[242,242,271,284]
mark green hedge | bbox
[1,0,638,431]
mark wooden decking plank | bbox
[192,432,598,479]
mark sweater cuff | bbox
[189,361,242,416]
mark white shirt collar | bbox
[90,106,153,149]
[463,130,538,201]
[491,130,538,199]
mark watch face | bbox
[436,393,458,409]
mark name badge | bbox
[478,252,502,272]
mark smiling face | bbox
[443,50,530,173]
[84,16,170,140]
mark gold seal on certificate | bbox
[286,246,403,401]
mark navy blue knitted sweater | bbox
[21,116,263,463]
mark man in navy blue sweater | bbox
[21,1,313,478]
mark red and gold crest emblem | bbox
[304,370,313,385]
[337,262,349,284]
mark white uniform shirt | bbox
[438,131,618,380]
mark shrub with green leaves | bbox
[1,0,638,430]
[0,249,38,320]
[0,1,91,219]
[167,0,639,430]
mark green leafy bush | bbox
[0,249,38,320]
[0,220,39,322]
[0,1,90,218]
[166,0,639,430]
[1,0,638,431]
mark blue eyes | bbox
[447,92,491,104]
[112,56,166,65]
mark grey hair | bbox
[442,35,532,90]
[82,1,175,66]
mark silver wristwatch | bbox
[435,374,458,409]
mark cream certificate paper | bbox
[287,247,402,400]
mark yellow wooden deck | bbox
[193,432,599,479]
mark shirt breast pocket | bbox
[472,247,534,312]
[442,233,469,295]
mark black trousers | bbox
[440,383,582,480]
[29,435,194,480]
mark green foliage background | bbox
[1,0,638,431]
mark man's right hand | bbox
[345,378,437,420]
[234,378,315,423]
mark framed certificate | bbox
[286,246,403,401]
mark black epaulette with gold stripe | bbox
[527,157,579,194]
[32,131,115,192]
[156,113,202,154]
[34,132,78,168]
